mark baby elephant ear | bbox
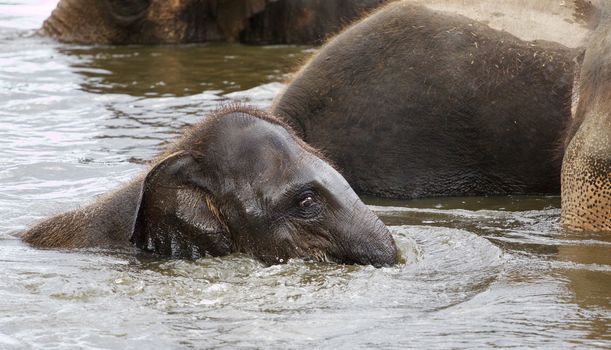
[105,0,151,25]
[130,151,232,259]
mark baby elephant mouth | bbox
[302,247,400,268]
[260,248,398,268]
[302,250,334,264]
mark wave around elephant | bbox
[21,106,399,266]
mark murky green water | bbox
[1,1,609,349]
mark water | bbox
[1,1,609,349]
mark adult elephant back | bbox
[271,1,576,198]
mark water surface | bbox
[0,1,609,349]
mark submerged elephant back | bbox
[272,2,575,198]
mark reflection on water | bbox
[0,1,609,349]
[60,44,311,97]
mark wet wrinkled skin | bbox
[21,107,398,267]
[561,10,611,232]
[272,1,576,199]
[41,0,387,45]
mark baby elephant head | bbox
[131,107,399,266]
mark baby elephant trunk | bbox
[334,205,399,267]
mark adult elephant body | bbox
[272,2,576,198]
[21,107,399,266]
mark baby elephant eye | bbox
[293,191,322,219]
[299,196,315,208]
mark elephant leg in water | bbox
[21,106,399,267]
[561,11,611,233]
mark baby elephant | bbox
[21,107,399,267]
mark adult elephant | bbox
[272,0,610,232]
[21,106,399,266]
[271,1,577,199]
[41,0,387,45]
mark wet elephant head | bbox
[131,107,399,266]
[42,0,272,44]
[41,0,387,45]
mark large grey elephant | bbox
[21,106,399,266]
[272,2,576,199]
[271,1,609,232]
[41,0,387,45]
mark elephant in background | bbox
[271,0,609,232]
[41,0,387,45]
[272,2,576,199]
